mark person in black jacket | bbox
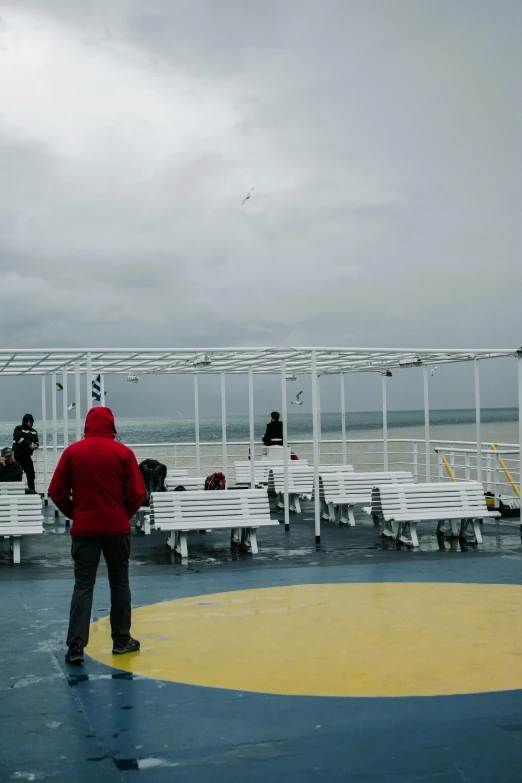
[13,413,39,492]
[0,447,24,482]
[262,411,284,447]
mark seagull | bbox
[68,402,76,411]
[291,391,304,405]
[176,411,184,416]
[431,367,438,377]
[56,383,63,391]
[241,187,254,206]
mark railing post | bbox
[465,453,471,481]
[413,441,418,483]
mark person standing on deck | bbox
[12,414,39,492]
[48,407,146,666]
[262,411,284,446]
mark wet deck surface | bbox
[1,500,521,781]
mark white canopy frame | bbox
[0,346,518,543]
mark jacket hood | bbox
[84,407,117,439]
[22,413,34,425]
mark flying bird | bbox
[291,391,304,405]
[241,187,254,206]
[56,383,63,391]
[68,402,76,411]
[176,411,184,416]
[430,367,438,377]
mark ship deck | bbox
[1,501,521,782]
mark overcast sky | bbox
[0,1,520,417]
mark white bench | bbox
[234,460,308,487]
[322,471,414,526]
[0,482,27,495]
[0,495,44,563]
[150,489,278,559]
[372,481,501,547]
[268,466,315,513]
[137,477,209,534]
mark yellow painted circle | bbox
[88,583,522,697]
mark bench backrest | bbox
[0,495,44,531]
[268,466,315,494]
[0,482,27,495]
[317,464,354,473]
[151,489,271,526]
[321,471,414,501]
[374,481,489,518]
[234,460,308,484]
[165,477,206,491]
[166,469,189,478]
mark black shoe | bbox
[65,645,84,665]
[112,637,140,655]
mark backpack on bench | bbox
[139,459,167,506]
[204,472,226,491]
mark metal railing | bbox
[33,437,520,502]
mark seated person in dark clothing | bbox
[0,447,24,482]
[262,411,284,446]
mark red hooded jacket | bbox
[48,407,146,536]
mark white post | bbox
[86,352,93,411]
[423,365,431,481]
[340,373,347,465]
[248,367,255,489]
[519,355,522,505]
[51,371,58,473]
[41,376,48,499]
[317,373,322,460]
[311,350,321,544]
[221,372,227,483]
[382,373,388,471]
[194,375,201,476]
[474,359,482,484]
[413,441,418,482]
[62,366,69,448]
[100,373,105,407]
[74,360,81,442]
[281,360,290,531]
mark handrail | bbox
[491,444,520,498]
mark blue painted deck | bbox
[1,503,521,781]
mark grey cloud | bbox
[0,1,520,417]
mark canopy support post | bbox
[382,373,388,471]
[474,359,482,484]
[86,352,92,411]
[341,373,347,465]
[311,350,321,545]
[281,360,290,531]
[248,368,255,489]
[221,372,227,485]
[194,375,201,476]
[41,376,48,500]
[423,365,431,481]
[74,360,81,442]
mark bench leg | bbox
[144,515,151,535]
[321,499,330,521]
[10,536,21,564]
[328,502,337,522]
[276,493,284,509]
[241,528,258,555]
[340,505,355,526]
[459,518,483,544]
[166,531,176,549]
[381,518,398,538]
[231,528,241,548]
[174,531,188,559]
[399,521,419,547]
[292,494,301,514]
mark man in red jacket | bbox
[49,407,146,665]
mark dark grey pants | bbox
[67,534,132,649]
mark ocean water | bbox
[0,408,518,447]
